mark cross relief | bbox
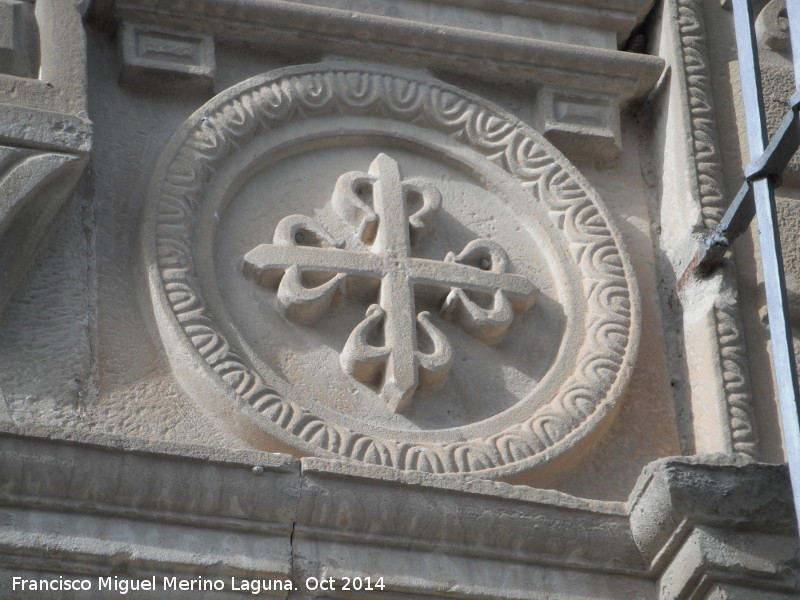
[243,153,538,412]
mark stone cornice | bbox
[298,458,642,575]
[0,425,299,525]
[90,0,664,102]
[2,426,798,597]
[427,0,653,38]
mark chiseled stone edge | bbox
[142,63,640,475]
[0,0,90,135]
[658,528,800,600]
[0,425,641,580]
[0,422,300,523]
[669,0,758,458]
[0,104,93,155]
[1,428,798,597]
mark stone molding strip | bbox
[429,0,653,39]
[0,428,299,584]
[712,300,759,456]
[668,0,758,458]
[0,424,299,525]
[670,0,727,231]
[92,0,664,101]
[297,458,643,576]
[1,427,798,597]
[0,103,92,155]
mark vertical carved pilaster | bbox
[670,0,758,457]
[673,0,728,230]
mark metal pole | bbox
[732,0,800,532]
[787,0,800,91]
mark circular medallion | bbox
[141,63,639,476]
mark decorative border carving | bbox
[713,301,758,456]
[143,64,639,475]
[672,0,758,457]
[673,0,727,230]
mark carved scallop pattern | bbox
[144,64,639,475]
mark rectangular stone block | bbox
[118,22,215,92]
[536,87,622,161]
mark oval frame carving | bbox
[141,63,640,476]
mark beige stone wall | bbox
[0,0,798,598]
[0,0,681,500]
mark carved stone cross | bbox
[243,153,537,412]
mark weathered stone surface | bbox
[0,0,797,597]
[759,64,800,182]
[0,430,298,598]
[1,428,797,598]
[0,0,90,325]
[0,0,38,78]
[0,147,86,313]
[756,0,790,52]
[0,0,89,118]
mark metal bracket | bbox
[680,97,800,283]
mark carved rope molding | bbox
[672,0,758,456]
[143,64,639,475]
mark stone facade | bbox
[0,0,798,598]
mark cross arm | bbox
[409,258,538,311]
[243,244,384,287]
